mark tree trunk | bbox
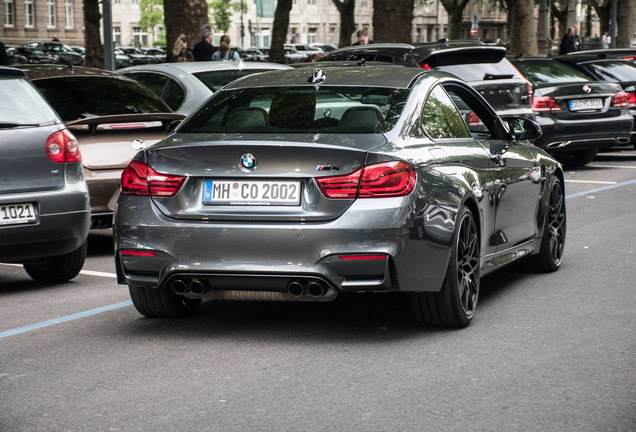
[616,0,636,48]
[164,0,208,58]
[331,0,355,48]
[440,0,470,40]
[551,1,568,42]
[269,0,293,64]
[83,0,103,69]
[591,0,612,36]
[504,0,537,57]
[372,0,414,43]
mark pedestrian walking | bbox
[352,29,375,46]
[167,34,193,63]
[0,41,11,66]
[192,24,216,62]
[559,26,580,55]
[211,35,240,62]
[601,31,610,49]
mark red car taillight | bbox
[612,91,629,107]
[531,96,561,112]
[627,92,636,107]
[316,161,416,199]
[623,56,635,61]
[418,62,432,70]
[121,160,185,197]
[468,111,484,126]
[46,129,81,163]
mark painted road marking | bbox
[564,180,617,185]
[588,164,636,169]
[0,301,133,339]
[0,263,117,278]
[566,178,636,199]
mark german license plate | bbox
[569,98,603,110]
[203,180,301,206]
[0,203,37,226]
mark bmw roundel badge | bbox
[240,153,256,170]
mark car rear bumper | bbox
[0,175,90,262]
[114,195,455,295]
[533,114,633,152]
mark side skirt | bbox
[480,238,542,277]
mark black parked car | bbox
[554,55,636,148]
[6,46,58,64]
[24,41,83,65]
[118,47,159,65]
[319,42,534,119]
[509,57,633,166]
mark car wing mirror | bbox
[501,116,542,142]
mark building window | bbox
[47,0,56,28]
[307,0,315,4]
[131,0,139,4]
[361,0,367,6]
[308,27,317,44]
[4,0,15,26]
[65,0,73,28]
[133,26,147,47]
[114,0,120,3]
[25,0,34,27]
[113,26,121,45]
[328,26,335,44]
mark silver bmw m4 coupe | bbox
[114,66,567,328]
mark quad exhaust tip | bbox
[287,281,305,298]
[171,279,188,296]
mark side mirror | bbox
[501,116,543,141]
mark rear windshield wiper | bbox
[0,122,41,129]
[483,73,514,80]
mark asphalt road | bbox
[1,147,635,432]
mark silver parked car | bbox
[114,66,566,328]
[0,67,90,282]
[118,61,292,115]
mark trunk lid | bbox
[146,133,386,222]
[534,82,624,120]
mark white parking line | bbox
[588,164,636,169]
[0,263,117,278]
[564,180,617,185]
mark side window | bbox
[443,83,505,140]
[421,85,470,139]
[126,73,168,99]
[162,79,185,112]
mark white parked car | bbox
[117,61,292,115]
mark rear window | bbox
[31,76,171,121]
[580,61,636,81]
[437,58,523,82]
[192,69,277,92]
[511,60,592,85]
[0,77,59,126]
[179,86,410,134]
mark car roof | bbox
[15,65,128,80]
[0,66,27,78]
[117,61,292,75]
[223,66,431,89]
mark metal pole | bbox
[102,0,115,71]
[241,1,245,48]
[610,0,617,49]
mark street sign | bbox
[470,27,478,36]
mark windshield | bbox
[512,60,592,85]
[193,69,281,92]
[581,61,636,81]
[0,77,59,126]
[31,76,171,121]
[178,86,410,134]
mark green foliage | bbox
[209,0,248,33]
[139,0,164,31]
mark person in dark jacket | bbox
[559,26,581,55]
[352,29,375,46]
[0,41,11,66]
[192,24,216,62]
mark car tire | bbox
[23,241,87,283]
[554,148,597,167]
[128,285,202,318]
[409,206,480,328]
[517,179,566,273]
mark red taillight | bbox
[468,111,484,126]
[418,62,432,70]
[316,161,416,199]
[623,56,635,61]
[627,92,636,107]
[46,129,81,163]
[531,96,561,112]
[121,160,185,197]
[121,250,157,257]
[526,80,534,97]
[612,92,629,107]
[338,254,387,261]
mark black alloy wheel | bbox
[410,206,480,328]
[517,179,566,273]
